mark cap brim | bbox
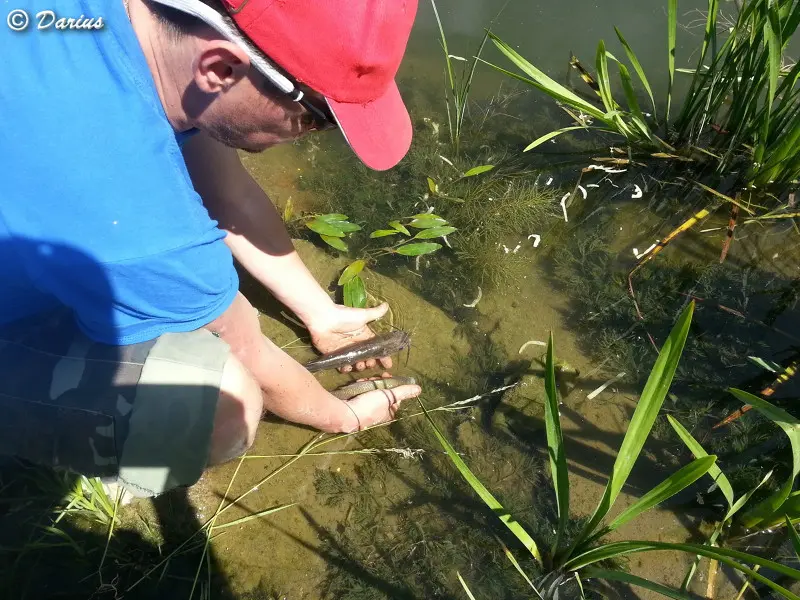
[326,81,412,172]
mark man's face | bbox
[195,70,330,153]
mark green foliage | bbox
[487,0,800,207]
[423,304,800,598]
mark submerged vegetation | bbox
[427,304,800,599]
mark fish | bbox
[331,376,417,400]
[303,330,411,373]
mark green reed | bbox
[423,303,800,599]
[486,0,800,202]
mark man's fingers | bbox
[386,384,421,402]
[361,302,389,323]
[378,356,393,369]
[364,358,377,369]
[354,360,367,371]
[340,364,353,373]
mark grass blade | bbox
[487,33,608,121]
[787,516,800,561]
[566,540,800,599]
[524,126,615,151]
[212,504,297,531]
[729,389,800,529]
[420,399,543,565]
[667,415,734,507]
[605,456,717,533]
[495,536,544,598]
[578,302,694,542]
[667,0,678,122]
[615,27,657,117]
[596,40,617,114]
[544,333,569,555]
[584,568,694,600]
[457,572,477,600]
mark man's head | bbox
[145,0,418,169]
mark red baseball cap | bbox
[221,0,419,171]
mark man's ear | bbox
[194,40,251,93]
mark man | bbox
[0,0,422,498]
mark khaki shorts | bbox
[0,310,230,497]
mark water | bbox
[194,1,800,598]
[7,1,797,598]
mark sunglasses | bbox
[150,0,338,131]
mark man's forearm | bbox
[182,133,334,327]
[206,292,357,433]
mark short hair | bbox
[147,0,270,66]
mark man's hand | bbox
[339,373,421,432]
[307,302,394,372]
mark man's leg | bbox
[0,309,264,498]
[208,354,264,465]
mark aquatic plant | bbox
[668,394,800,596]
[423,302,800,598]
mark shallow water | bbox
[137,2,800,599]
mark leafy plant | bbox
[422,302,800,598]
[667,389,800,594]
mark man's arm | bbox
[181,133,390,372]
[205,292,419,433]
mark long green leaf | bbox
[667,0,678,122]
[544,333,569,555]
[577,302,694,544]
[338,260,366,286]
[566,541,800,599]
[596,40,617,113]
[618,62,647,131]
[388,220,410,236]
[495,536,543,598]
[524,126,609,152]
[787,516,800,561]
[764,4,782,116]
[487,33,608,121]
[584,568,694,600]
[730,389,800,529]
[370,229,400,238]
[420,400,543,564]
[726,469,773,522]
[667,415,734,507]
[605,456,717,533]
[615,27,657,117]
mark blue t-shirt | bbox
[0,0,239,344]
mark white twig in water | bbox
[280,311,307,329]
[438,154,455,167]
[587,372,626,400]
[444,383,520,409]
[502,245,511,254]
[518,340,547,354]
[415,255,421,271]
[463,286,483,308]
[560,193,570,223]
[700,227,724,233]
[545,177,554,186]
[578,185,588,199]
[631,184,643,199]
[586,184,600,188]
[528,234,541,248]
[512,243,522,254]
[442,235,452,248]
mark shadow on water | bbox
[0,238,237,599]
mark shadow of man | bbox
[0,239,240,599]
